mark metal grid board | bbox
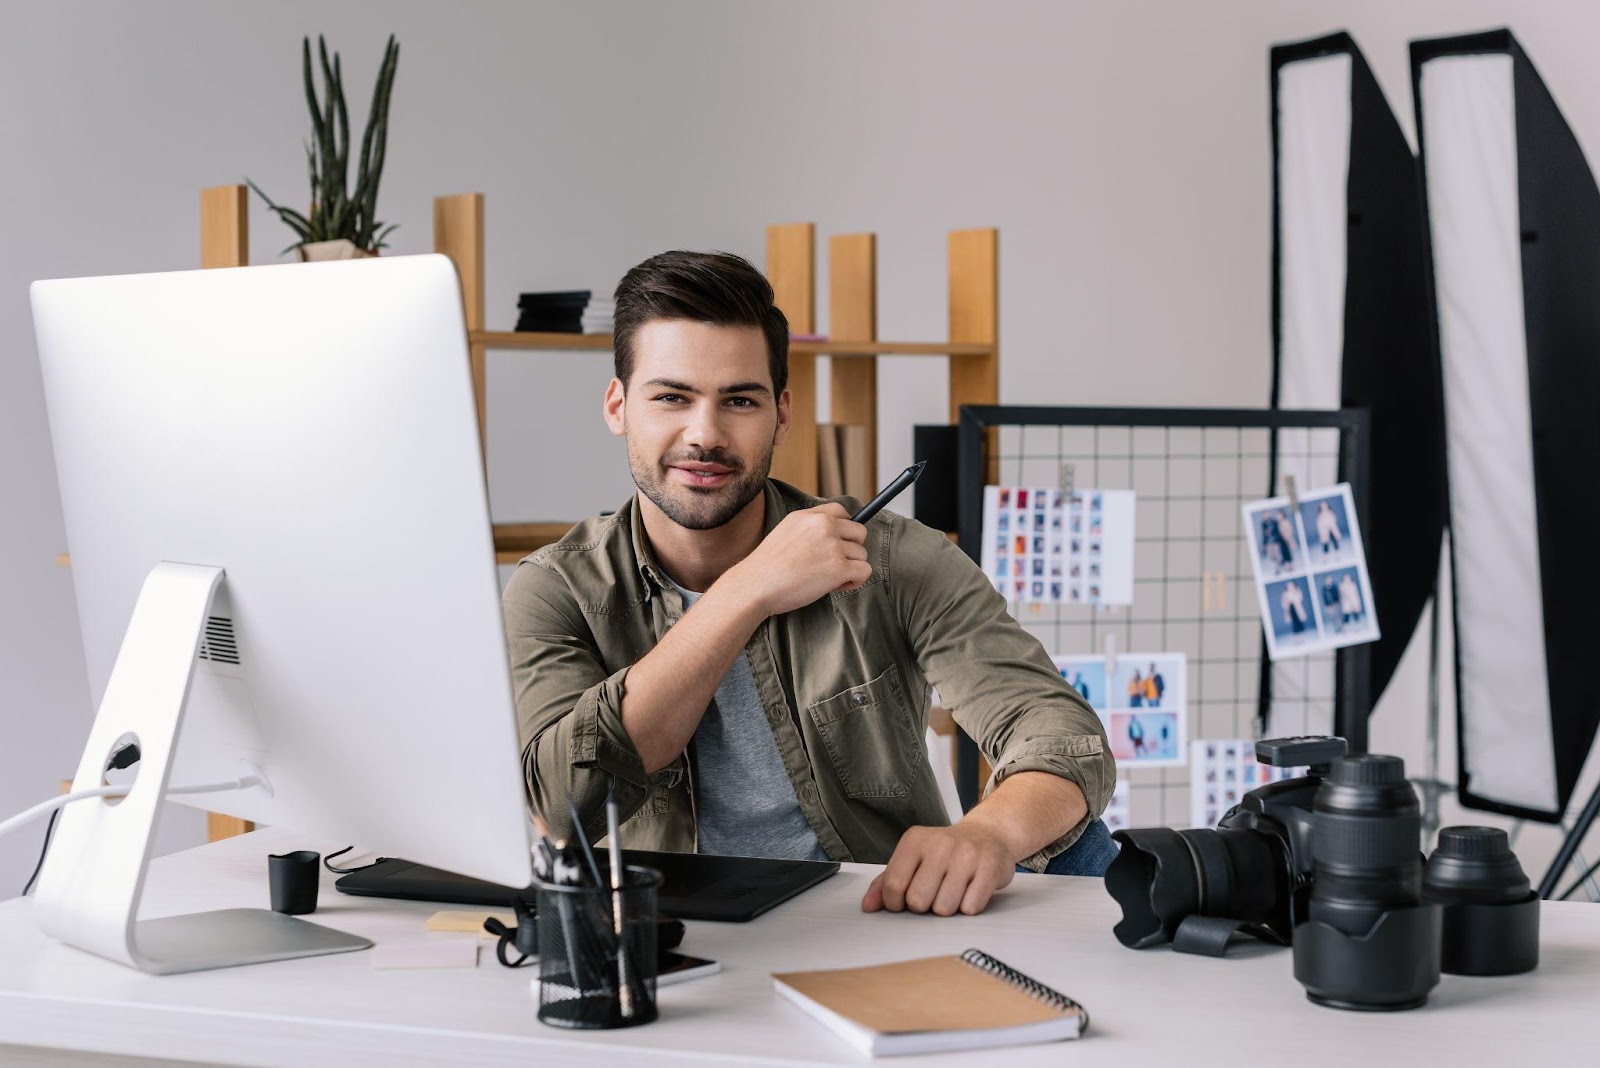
[956,407,1371,829]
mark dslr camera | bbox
[1105,735,1341,955]
[1106,734,1539,1011]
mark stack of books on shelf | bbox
[581,298,614,335]
[818,424,871,500]
[514,291,614,335]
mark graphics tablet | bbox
[335,849,839,922]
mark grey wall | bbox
[4,0,1597,894]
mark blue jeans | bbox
[1017,818,1119,877]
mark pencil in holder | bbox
[534,864,662,1029]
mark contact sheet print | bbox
[1189,739,1307,830]
[1243,483,1379,660]
[979,485,1135,606]
[1054,652,1187,769]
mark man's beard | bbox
[629,438,775,531]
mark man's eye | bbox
[726,397,756,408]
[654,394,683,403]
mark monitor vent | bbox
[197,615,241,665]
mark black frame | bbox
[954,404,1372,812]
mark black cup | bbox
[268,850,321,915]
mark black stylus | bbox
[851,461,927,523]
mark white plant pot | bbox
[296,239,375,262]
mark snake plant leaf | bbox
[358,37,398,247]
[261,35,398,254]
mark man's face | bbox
[603,319,790,531]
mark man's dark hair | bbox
[612,251,789,395]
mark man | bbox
[503,251,1115,918]
[1147,662,1164,708]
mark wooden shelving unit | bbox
[198,187,999,566]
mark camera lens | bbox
[1308,754,1423,937]
[1424,825,1539,976]
[1423,827,1529,904]
[1293,753,1440,1011]
[1106,826,1291,948]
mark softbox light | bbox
[1413,29,1600,822]
[1269,31,1443,733]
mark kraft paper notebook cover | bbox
[772,949,1087,1056]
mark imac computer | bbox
[28,255,534,973]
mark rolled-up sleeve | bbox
[502,558,652,833]
[888,520,1115,871]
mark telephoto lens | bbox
[1292,753,1440,1011]
[1307,754,1422,934]
[1423,826,1539,976]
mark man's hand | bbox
[727,503,871,617]
[861,823,1016,917]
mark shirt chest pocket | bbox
[806,664,921,799]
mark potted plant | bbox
[248,35,400,261]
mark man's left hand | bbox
[861,823,1015,917]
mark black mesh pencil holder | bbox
[534,864,662,1030]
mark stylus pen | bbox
[851,461,927,523]
[567,800,606,890]
[605,784,635,1019]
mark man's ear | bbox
[773,386,792,448]
[603,377,627,436]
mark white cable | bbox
[0,771,267,843]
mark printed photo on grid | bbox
[1106,652,1187,767]
[1189,739,1308,829]
[1300,494,1357,569]
[980,485,1136,607]
[1241,483,1380,660]
[1052,651,1187,767]
[1247,502,1304,578]
[1312,565,1377,644]
[1052,654,1109,714]
[1104,778,1131,833]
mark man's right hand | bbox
[729,503,871,617]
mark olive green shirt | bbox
[502,479,1114,872]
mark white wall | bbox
[4,0,1598,894]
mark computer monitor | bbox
[28,255,534,973]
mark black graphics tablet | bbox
[334,849,839,922]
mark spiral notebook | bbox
[772,949,1088,1056]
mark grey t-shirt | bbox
[674,584,829,862]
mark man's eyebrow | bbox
[641,378,771,397]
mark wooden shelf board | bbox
[472,331,614,351]
[493,521,575,561]
[472,330,992,359]
[791,340,994,357]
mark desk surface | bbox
[1,828,1594,1067]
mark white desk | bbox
[0,828,1595,1067]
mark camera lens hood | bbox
[1292,903,1441,1011]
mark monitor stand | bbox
[32,562,372,974]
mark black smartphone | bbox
[655,951,721,987]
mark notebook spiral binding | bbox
[958,948,1090,1033]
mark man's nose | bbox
[682,400,729,449]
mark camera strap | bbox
[1172,915,1249,957]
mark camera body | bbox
[1104,736,1346,952]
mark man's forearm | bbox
[957,771,1088,863]
[620,574,769,774]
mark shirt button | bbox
[801,783,817,800]
[852,691,869,707]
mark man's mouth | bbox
[668,461,737,488]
